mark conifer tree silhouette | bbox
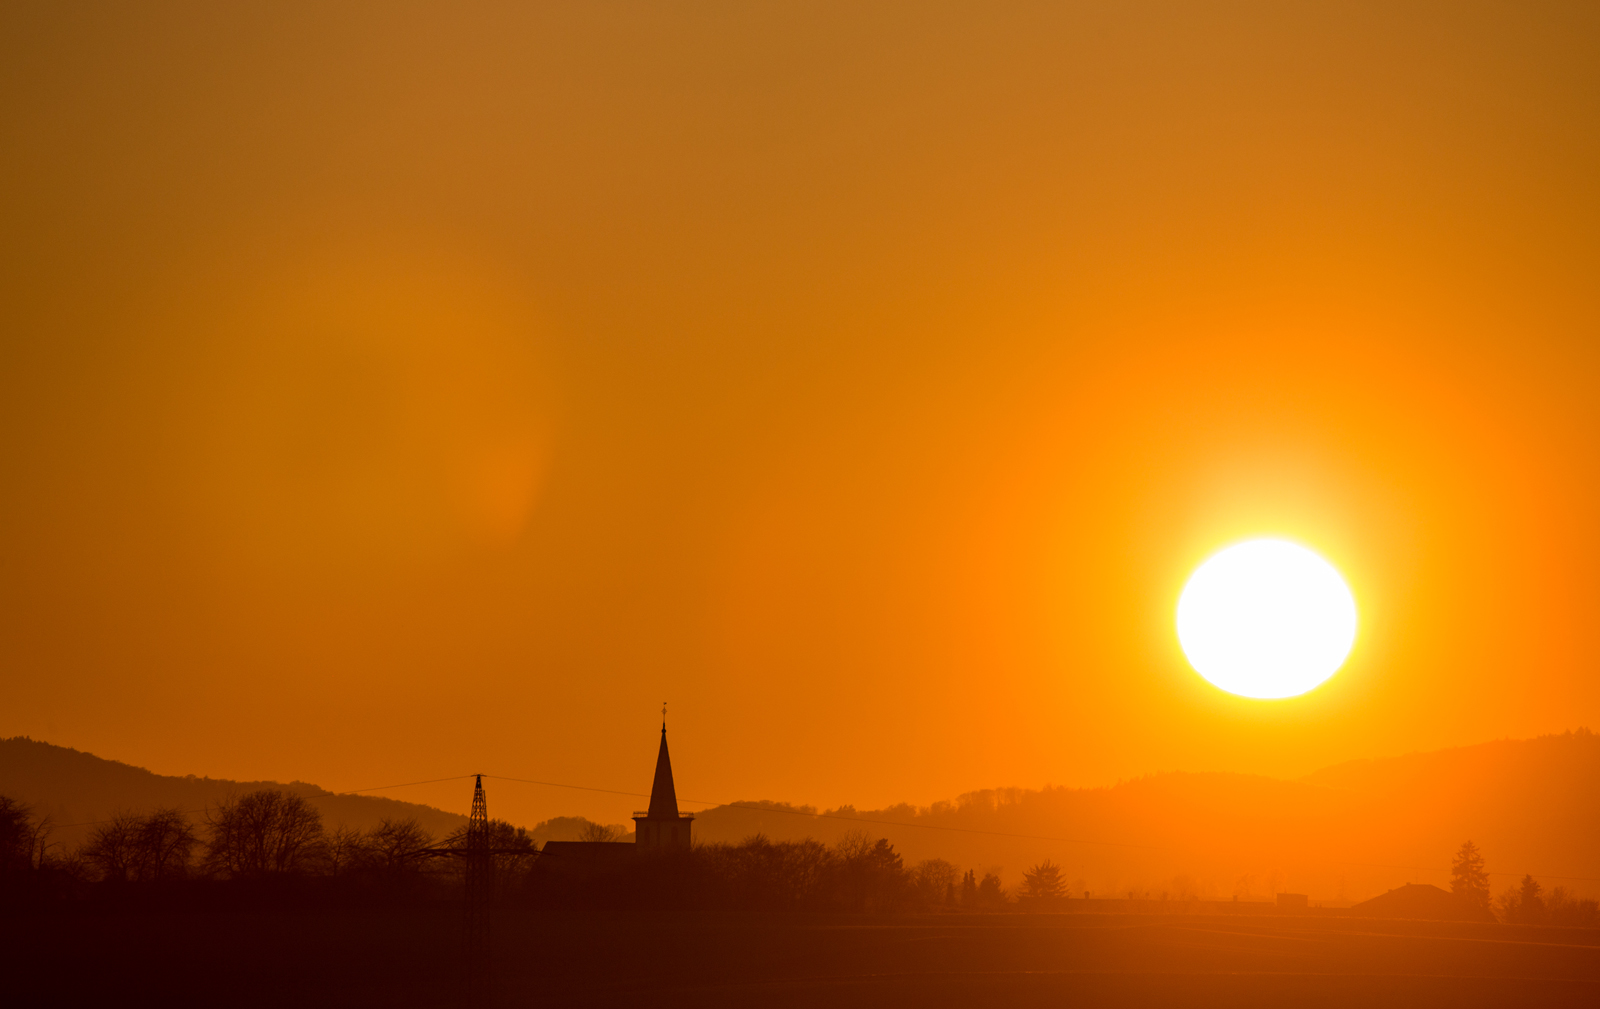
[1450,840,1490,911]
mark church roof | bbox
[645,726,680,819]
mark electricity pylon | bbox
[464,774,493,1004]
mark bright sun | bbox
[1176,539,1357,699]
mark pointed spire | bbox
[646,719,680,819]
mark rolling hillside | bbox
[0,736,470,847]
[7,730,1596,906]
[691,730,1600,904]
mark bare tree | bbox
[827,831,908,912]
[82,812,143,882]
[1546,886,1600,927]
[363,818,434,873]
[205,790,326,876]
[0,796,60,875]
[577,822,628,843]
[324,825,368,877]
[28,814,55,870]
[83,809,198,882]
[911,858,958,906]
[135,809,198,880]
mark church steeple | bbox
[646,721,680,819]
[633,704,693,851]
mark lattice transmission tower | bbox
[464,774,493,1003]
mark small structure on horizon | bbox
[1348,882,1497,922]
[633,709,694,852]
[1276,892,1309,911]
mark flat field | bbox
[10,908,1600,1007]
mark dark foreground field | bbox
[10,908,1600,1008]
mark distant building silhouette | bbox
[633,719,693,852]
[1349,882,1497,922]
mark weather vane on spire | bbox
[662,701,667,729]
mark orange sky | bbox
[3,2,1600,828]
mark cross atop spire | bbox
[635,707,693,851]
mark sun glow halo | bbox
[1176,539,1357,699]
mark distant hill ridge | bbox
[0,736,470,846]
[6,730,1597,904]
[688,729,1600,903]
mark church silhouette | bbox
[633,719,695,851]
[535,716,693,883]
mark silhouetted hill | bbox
[0,736,468,847]
[692,730,1600,905]
[1302,730,1600,885]
[10,731,1597,907]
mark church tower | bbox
[633,713,694,852]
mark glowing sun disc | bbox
[1176,539,1357,699]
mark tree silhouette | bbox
[204,790,325,876]
[1516,874,1546,924]
[824,831,908,912]
[1450,840,1490,912]
[0,796,42,881]
[960,868,978,907]
[134,808,197,880]
[911,858,958,907]
[82,808,197,882]
[978,872,1005,908]
[324,825,366,877]
[362,818,434,874]
[1545,886,1600,927]
[576,822,628,842]
[1021,860,1065,904]
[83,812,142,882]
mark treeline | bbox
[1495,874,1598,927]
[532,831,1011,913]
[4,789,1015,914]
[0,790,533,905]
[13,796,1597,925]
[692,833,1009,912]
[1451,840,1598,926]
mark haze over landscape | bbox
[6,2,1600,1006]
[7,728,1598,907]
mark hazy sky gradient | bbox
[4,1,1600,826]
